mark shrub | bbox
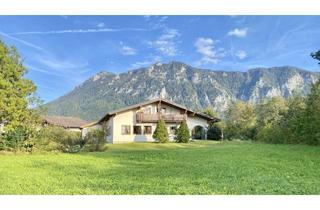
[2,127,29,152]
[207,124,222,140]
[0,134,4,150]
[36,126,82,153]
[153,119,169,143]
[83,129,106,152]
[57,131,82,153]
[175,121,190,143]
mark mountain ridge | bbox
[45,61,319,121]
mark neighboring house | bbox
[81,98,219,143]
[42,116,89,132]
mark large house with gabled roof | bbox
[81,98,219,143]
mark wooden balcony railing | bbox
[136,113,186,123]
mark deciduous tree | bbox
[0,39,40,150]
[302,80,320,145]
[311,50,320,64]
[224,101,256,139]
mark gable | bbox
[97,98,219,123]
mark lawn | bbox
[0,141,319,195]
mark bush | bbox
[58,131,82,153]
[153,119,169,143]
[1,127,31,152]
[36,126,82,153]
[83,129,106,152]
[0,134,4,150]
[207,124,222,140]
[175,121,190,143]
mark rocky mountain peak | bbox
[45,62,319,121]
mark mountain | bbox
[45,61,319,121]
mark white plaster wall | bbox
[0,123,4,134]
[112,108,158,143]
[166,123,179,141]
[160,104,181,114]
[139,103,181,114]
[67,128,82,132]
[106,116,114,143]
[187,116,208,132]
[81,124,102,139]
[140,103,157,114]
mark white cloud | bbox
[235,50,247,59]
[148,28,180,56]
[96,22,105,28]
[37,57,80,70]
[131,55,161,68]
[194,37,225,65]
[0,31,44,51]
[26,65,63,77]
[227,28,248,38]
[120,45,137,55]
[31,55,90,86]
[11,27,147,35]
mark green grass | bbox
[0,141,319,195]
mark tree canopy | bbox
[311,50,320,64]
[0,39,41,151]
[224,101,256,139]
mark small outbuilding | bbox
[42,116,89,132]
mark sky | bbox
[0,15,320,103]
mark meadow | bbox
[0,141,319,195]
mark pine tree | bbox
[153,119,168,143]
[175,121,190,143]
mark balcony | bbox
[136,113,186,123]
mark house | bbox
[42,116,89,132]
[81,98,219,143]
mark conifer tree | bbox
[175,121,190,143]
[153,118,169,143]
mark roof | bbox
[97,98,220,123]
[42,116,89,128]
[80,120,99,129]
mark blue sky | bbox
[0,15,319,103]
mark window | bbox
[133,126,142,135]
[144,126,152,134]
[121,125,131,135]
[169,126,177,134]
[161,108,166,113]
[145,107,152,114]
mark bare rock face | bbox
[45,61,319,121]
